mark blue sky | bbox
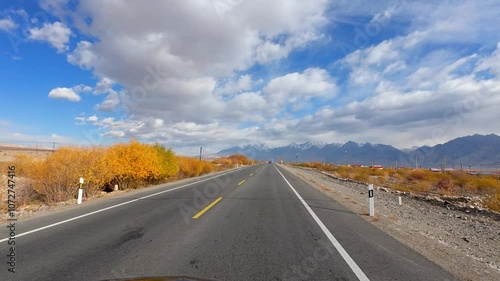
[1,0,500,155]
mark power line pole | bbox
[199,146,203,161]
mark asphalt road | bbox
[0,164,458,281]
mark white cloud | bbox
[72,84,92,93]
[38,0,500,152]
[475,42,500,76]
[65,0,327,79]
[255,41,289,63]
[48,84,92,102]
[74,116,86,125]
[45,0,329,151]
[94,77,115,94]
[95,91,120,112]
[40,0,70,19]
[226,91,267,121]
[365,40,398,65]
[67,41,95,69]
[0,17,17,31]
[264,68,336,109]
[215,74,253,96]
[87,115,98,122]
[28,21,72,52]
[153,118,164,128]
[48,87,80,102]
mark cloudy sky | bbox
[1,0,500,155]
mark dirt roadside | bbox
[280,164,500,281]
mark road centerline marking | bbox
[274,165,370,281]
[0,168,246,244]
[238,180,246,185]
[192,197,223,219]
[250,173,254,176]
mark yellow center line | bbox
[192,197,223,219]
[238,180,246,185]
[250,173,254,177]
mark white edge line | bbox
[0,168,244,243]
[274,165,370,281]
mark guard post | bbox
[368,184,374,216]
[77,177,84,204]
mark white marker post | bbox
[398,196,402,205]
[77,177,84,204]
[368,184,374,216]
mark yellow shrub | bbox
[407,169,426,181]
[201,161,214,174]
[10,153,38,176]
[1,141,222,207]
[296,161,500,212]
[412,181,433,193]
[213,157,233,168]
[354,172,369,182]
[483,192,500,212]
[434,173,453,191]
[177,157,203,178]
[227,154,252,165]
[474,176,499,193]
[100,141,161,189]
[30,146,107,203]
[152,144,178,183]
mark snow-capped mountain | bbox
[215,134,500,167]
[217,140,408,165]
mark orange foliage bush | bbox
[178,157,202,178]
[293,161,500,211]
[435,173,453,190]
[0,140,237,208]
[213,157,232,168]
[407,169,426,181]
[483,192,500,212]
[6,141,189,205]
[474,177,499,193]
[99,141,162,189]
[213,154,253,168]
[29,146,108,203]
[177,157,217,178]
[151,144,178,183]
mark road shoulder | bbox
[280,164,500,281]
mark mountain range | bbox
[215,134,500,168]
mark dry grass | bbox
[294,162,500,212]
[1,142,249,209]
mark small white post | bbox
[368,184,374,216]
[398,196,402,205]
[114,184,119,191]
[77,177,84,204]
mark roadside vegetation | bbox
[0,140,252,211]
[293,162,500,212]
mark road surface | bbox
[0,164,458,280]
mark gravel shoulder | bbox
[281,164,500,281]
